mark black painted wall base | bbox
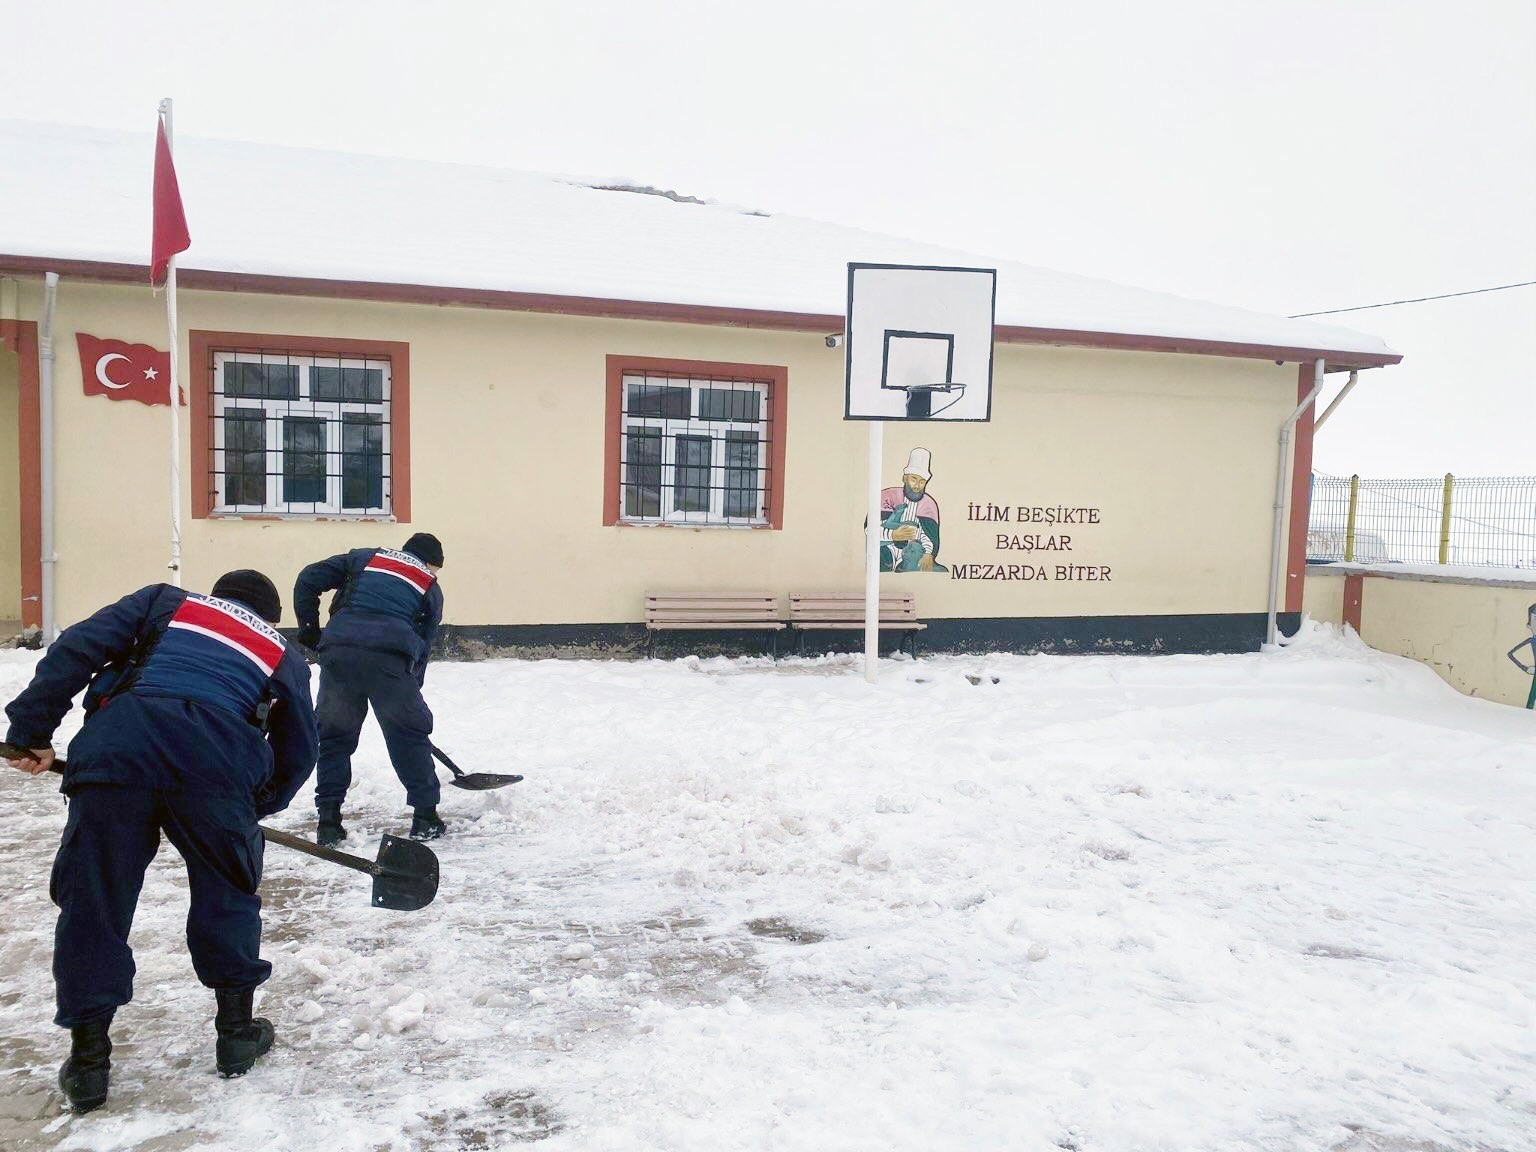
[435,613,1302,661]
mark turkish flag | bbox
[151,118,191,286]
[77,334,184,406]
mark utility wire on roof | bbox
[1290,279,1536,317]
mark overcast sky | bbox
[5,0,1532,478]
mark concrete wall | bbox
[1307,566,1536,708]
[11,278,1302,634]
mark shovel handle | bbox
[3,742,382,879]
[429,742,467,778]
[259,826,380,877]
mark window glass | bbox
[699,387,761,423]
[313,366,385,402]
[342,413,384,509]
[624,427,663,518]
[724,431,760,518]
[223,361,299,400]
[224,409,266,506]
[674,434,712,513]
[282,417,327,505]
[626,380,692,419]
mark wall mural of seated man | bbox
[878,448,946,573]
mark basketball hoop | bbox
[844,264,996,422]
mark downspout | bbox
[39,272,58,644]
[1266,357,1324,647]
[1313,369,1359,433]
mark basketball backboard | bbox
[843,263,996,421]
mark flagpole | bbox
[159,98,183,587]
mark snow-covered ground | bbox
[2,623,1534,1152]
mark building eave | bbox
[0,254,1404,371]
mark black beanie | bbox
[402,532,444,567]
[211,570,283,624]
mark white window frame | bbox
[211,352,393,517]
[619,374,770,526]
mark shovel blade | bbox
[448,772,524,791]
[372,834,440,911]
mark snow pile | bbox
[1,624,1533,1151]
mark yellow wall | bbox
[11,278,1302,630]
[1306,567,1536,708]
[0,345,19,620]
[1302,568,1344,626]
[1359,575,1536,707]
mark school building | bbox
[1,120,1400,656]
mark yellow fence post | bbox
[1344,474,1360,562]
[1438,473,1454,564]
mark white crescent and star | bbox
[93,354,161,389]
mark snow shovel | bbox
[259,826,439,911]
[4,743,439,911]
[430,741,523,791]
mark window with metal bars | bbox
[618,371,773,525]
[210,350,392,516]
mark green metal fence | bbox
[1309,473,1536,569]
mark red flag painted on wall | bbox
[151,118,190,286]
[76,334,184,406]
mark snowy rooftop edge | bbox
[0,120,1398,363]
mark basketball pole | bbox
[865,419,882,684]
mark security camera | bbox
[825,333,845,348]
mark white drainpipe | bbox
[39,273,58,643]
[1266,357,1325,647]
[1313,369,1359,433]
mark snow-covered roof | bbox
[0,120,1398,366]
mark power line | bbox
[1290,279,1536,317]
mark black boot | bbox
[58,1013,112,1113]
[409,806,446,841]
[214,988,274,1078]
[316,801,346,848]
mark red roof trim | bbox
[0,254,1402,370]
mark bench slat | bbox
[790,601,914,611]
[648,616,780,624]
[793,622,926,631]
[788,591,920,626]
[645,591,781,631]
[648,622,786,631]
[647,614,776,620]
[648,603,778,613]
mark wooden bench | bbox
[644,591,786,658]
[787,591,926,657]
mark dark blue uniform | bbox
[295,548,444,810]
[4,585,318,1027]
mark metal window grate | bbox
[207,347,393,516]
[618,371,774,525]
[1310,473,1536,569]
